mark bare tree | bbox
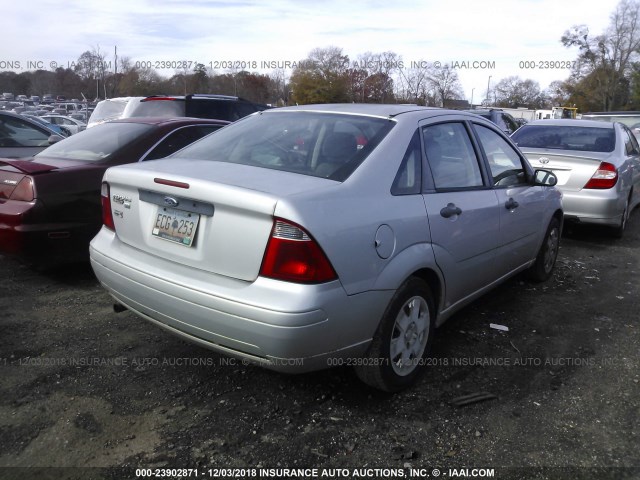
[493,76,547,108]
[428,64,464,107]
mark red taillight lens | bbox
[9,177,34,201]
[259,219,337,284]
[584,162,618,189]
[101,182,115,231]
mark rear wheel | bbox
[355,277,434,392]
[612,196,630,239]
[526,217,560,282]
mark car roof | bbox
[462,108,502,113]
[523,119,615,128]
[264,103,447,118]
[108,116,230,126]
[583,111,640,115]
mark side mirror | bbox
[534,169,557,186]
[48,134,64,144]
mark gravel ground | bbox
[0,214,639,480]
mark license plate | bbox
[152,207,199,247]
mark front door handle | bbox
[505,198,519,210]
[440,203,462,218]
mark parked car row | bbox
[2,102,639,392]
[464,109,640,238]
[1,100,90,139]
[3,93,71,103]
[511,118,640,238]
[0,116,228,264]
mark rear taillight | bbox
[584,162,618,189]
[259,219,337,284]
[9,177,34,201]
[101,182,115,231]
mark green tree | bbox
[290,47,350,104]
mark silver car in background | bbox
[90,104,562,392]
[512,119,640,237]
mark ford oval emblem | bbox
[163,196,179,207]
[538,157,550,164]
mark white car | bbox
[40,114,87,134]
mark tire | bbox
[354,277,435,392]
[612,197,630,239]
[526,217,560,282]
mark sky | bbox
[1,0,623,102]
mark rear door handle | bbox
[440,203,462,218]
[505,198,519,210]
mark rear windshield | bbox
[89,100,129,124]
[171,111,395,181]
[128,99,185,117]
[511,125,616,153]
[35,123,153,161]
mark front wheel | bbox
[354,277,435,392]
[526,217,560,282]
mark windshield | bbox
[511,125,616,153]
[35,123,153,161]
[171,111,395,181]
[88,99,131,125]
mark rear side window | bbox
[187,100,232,120]
[391,130,422,195]
[623,128,640,155]
[172,112,395,181]
[131,99,185,117]
[423,122,483,189]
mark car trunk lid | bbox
[104,160,337,282]
[0,159,57,199]
[521,149,614,191]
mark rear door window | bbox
[422,122,484,189]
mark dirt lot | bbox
[0,214,639,480]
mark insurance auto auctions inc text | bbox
[192,467,495,478]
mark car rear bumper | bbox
[89,228,393,373]
[561,189,625,226]
[0,200,97,262]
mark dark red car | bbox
[0,117,228,264]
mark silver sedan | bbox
[511,119,640,237]
[90,104,562,392]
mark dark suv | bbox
[463,108,520,135]
[88,94,270,128]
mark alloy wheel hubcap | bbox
[390,296,430,376]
